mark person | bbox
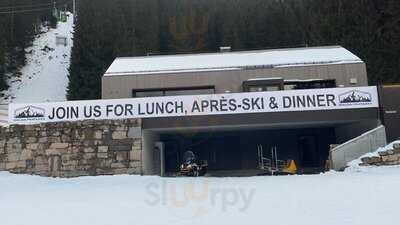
[183,150,196,164]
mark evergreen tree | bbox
[66,0,400,100]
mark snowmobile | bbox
[179,151,208,177]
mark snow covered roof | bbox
[104,46,363,76]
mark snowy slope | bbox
[0,104,7,126]
[1,167,400,225]
[0,12,74,104]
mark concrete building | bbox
[100,46,380,176]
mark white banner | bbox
[8,86,379,125]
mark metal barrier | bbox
[330,125,387,171]
[257,145,287,175]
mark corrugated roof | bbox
[104,46,363,76]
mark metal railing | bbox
[257,145,287,175]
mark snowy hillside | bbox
[0,167,400,225]
[0,104,7,127]
[0,12,74,104]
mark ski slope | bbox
[0,104,7,126]
[0,165,399,225]
[0,12,74,104]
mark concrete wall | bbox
[142,130,160,175]
[102,62,368,99]
[330,125,387,171]
[0,119,142,177]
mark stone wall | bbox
[0,119,142,177]
[360,143,400,166]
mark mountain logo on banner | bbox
[14,106,45,121]
[339,90,372,105]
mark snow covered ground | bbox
[0,12,74,104]
[0,165,399,225]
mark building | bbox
[101,46,381,176]
[379,85,400,142]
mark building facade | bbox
[101,46,381,176]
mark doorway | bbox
[164,140,180,173]
[380,85,400,142]
[298,135,319,172]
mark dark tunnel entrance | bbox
[160,127,336,176]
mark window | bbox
[165,88,214,96]
[284,79,336,90]
[249,86,264,92]
[248,85,280,92]
[132,86,215,98]
[243,78,284,92]
[265,86,280,91]
[135,91,164,98]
